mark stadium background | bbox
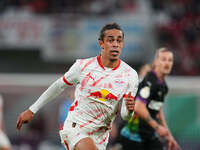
[0,0,200,150]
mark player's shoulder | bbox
[146,71,154,79]
[77,56,96,61]
[120,60,138,75]
[75,56,97,67]
[143,71,157,85]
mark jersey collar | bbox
[152,70,165,84]
[97,55,121,71]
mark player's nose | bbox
[112,40,119,47]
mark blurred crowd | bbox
[151,0,200,75]
[1,0,199,76]
[0,0,136,15]
[0,0,200,150]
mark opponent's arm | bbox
[157,109,181,150]
[157,109,170,132]
[134,100,168,137]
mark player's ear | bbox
[98,40,104,49]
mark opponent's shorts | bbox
[0,130,11,148]
[59,121,109,150]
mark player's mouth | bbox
[110,50,119,56]
[164,66,170,70]
[164,66,171,73]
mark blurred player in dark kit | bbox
[119,48,181,150]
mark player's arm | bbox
[120,92,135,120]
[120,70,138,120]
[17,60,80,131]
[16,78,69,131]
[157,109,181,150]
[157,108,170,133]
[16,80,73,132]
[134,99,158,129]
[134,99,168,137]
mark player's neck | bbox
[153,69,165,81]
[100,55,119,68]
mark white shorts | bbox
[59,121,109,150]
[0,130,11,148]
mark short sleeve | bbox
[62,59,81,86]
[136,77,153,104]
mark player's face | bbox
[156,51,174,75]
[99,29,124,61]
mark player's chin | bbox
[110,55,120,62]
[163,70,171,75]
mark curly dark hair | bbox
[98,22,124,41]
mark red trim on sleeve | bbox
[69,101,78,111]
[59,124,64,130]
[64,140,70,150]
[62,76,73,86]
[123,94,134,99]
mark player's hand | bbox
[155,124,168,137]
[16,109,34,132]
[166,135,181,150]
[125,92,135,112]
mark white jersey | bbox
[29,56,138,149]
[62,56,138,130]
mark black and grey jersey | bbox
[135,71,168,137]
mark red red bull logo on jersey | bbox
[88,89,118,101]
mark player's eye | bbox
[117,39,122,43]
[168,58,173,62]
[161,58,166,62]
[108,39,114,43]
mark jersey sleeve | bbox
[135,75,153,104]
[121,70,139,120]
[29,60,80,114]
[127,70,139,97]
[62,59,81,86]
